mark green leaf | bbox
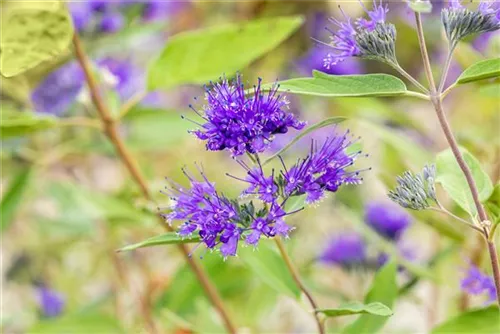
[343,262,398,334]
[239,241,301,298]
[407,1,433,13]
[0,1,74,77]
[485,184,500,225]
[457,58,500,84]
[30,312,124,334]
[117,232,201,252]
[431,307,500,333]
[0,167,32,231]
[1,112,58,139]
[124,108,190,151]
[318,302,393,318]
[262,116,346,166]
[148,16,303,90]
[436,148,494,216]
[264,71,407,98]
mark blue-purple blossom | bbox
[97,58,143,101]
[163,168,294,257]
[227,161,278,203]
[31,62,85,116]
[68,3,93,32]
[142,0,188,21]
[461,265,497,303]
[318,233,367,267]
[365,201,412,240]
[322,0,396,67]
[37,286,65,318]
[99,12,125,33]
[297,47,364,75]
[281,133,365,204]
[189,75,306,156]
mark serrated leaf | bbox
[343,262,398,334]
[263,71,407,98]
[1,112,58,139]
[0,1,74,77]
[317,302,393,318]
[239,241,301,298]
[431,307,500,333]
[148,16,303,90]
[457,58,500,84]
[262,116,346,166]
[1,167,32,231]
[117,232,201,252]
[436,148,493,216]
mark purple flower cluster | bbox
[280,133,365,204]
[364,201,412,240]
[322,0,394,67]
[37,286,65,318]
[189,75,306,156]
[163,168,294,258]
[461,265,497,303]
[31,58,143,116]
[68,0,186,33]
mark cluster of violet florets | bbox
[163,74,366,258]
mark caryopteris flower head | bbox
[442,1,500,47]
[280,132,366,204]
[322,1,397,67]
[318,233,367,268]
[188,74,306,157]
[37,285,65,318]
[163,167,296,258]
[388,164,437,210]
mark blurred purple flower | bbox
[377,245,415,270]
[365,201,412,240]
[68,2,93,32]
[189,74,305,156]
[31,62,85,116]
[461,265,497,303]
[99,12,125,33]
[142,0,188,21]
[89,0,110,12]
[281,133,365,204]
[318,233,367,267]
[97,58,143,101]
[37,286,64,318]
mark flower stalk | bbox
[72,32,237,333]
[413,11,500,306]
[274,237,325,334]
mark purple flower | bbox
[296,47,363,75]
[31,62,85,116]
[37,286,64,318]
[142,0,188,21]
[89,0,109,12]
[365,201,412,240]
[322,0,396,67]
[461,265,497,303]
[68,3,93,32]
[281,133,365,204]
[189,74,306,156]
[318,233,367,267]
[227,161,278,203]
[97,58,143,101]
[99,12,125,33]
[163,167,295,257]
